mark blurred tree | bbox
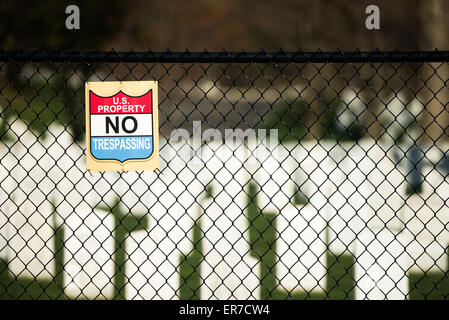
[109,0,248,50]
[0,0,124,49]
[244,0,422,50]
[2,1,449,51]
[0,1,126,141]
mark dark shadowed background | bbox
[1,0,448,51]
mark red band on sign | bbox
[90,90,152,114]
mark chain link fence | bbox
[0,50,448,300]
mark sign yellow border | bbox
[85,81,160,171]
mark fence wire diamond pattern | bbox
[0,50,448,300]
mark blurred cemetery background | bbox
[0,1,449,300]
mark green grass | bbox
[408,248,449,300]
[2,188,449,300]
[0,258,66,300]
[324,252,355,299]
[408,272,449,300]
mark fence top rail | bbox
[1,50,449,63]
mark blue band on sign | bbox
[90,136,153,162]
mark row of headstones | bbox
[0,121,448,299]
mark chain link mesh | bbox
[0,51,448,300]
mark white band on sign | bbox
[90,114,153,137]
